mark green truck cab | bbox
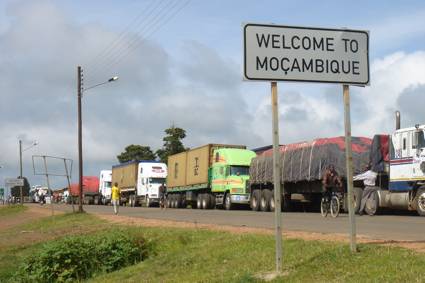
[211,148,256,208]
[166,144,256,210]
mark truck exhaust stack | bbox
[395,111,401,130]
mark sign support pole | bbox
[271,81,283,272]
[343,84,357,252]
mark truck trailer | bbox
[166,144,256,210]
[112,161,167,207]
[68,176,100,205]
[249,137,371,212]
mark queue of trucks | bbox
[66,112,425,216]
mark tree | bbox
[156,125,188,163]
[117,145,156,163]
[11,177,30,197]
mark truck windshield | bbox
[104,181,112,188]
[230,166,249,176]
[149,178,166,184]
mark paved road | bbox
[43,204,425,242]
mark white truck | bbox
[99,170,112,205]
[112,161,167,207]
[364,111,425,216]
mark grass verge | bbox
[0,204,27,216]
[1,212,424,282]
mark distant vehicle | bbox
[112,161,167,207]
[99,170,112,205]
[166,144,256,210]
[69,176,100,205]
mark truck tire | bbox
[260,189,271,212]
[415,189,425,216]
[166,195,172,208]
[224,193,234,210]
[353,187,362,214]
[251,189,261,211]
[129,195,136,207]
[176,194,182,208]
[197,194,202,209]
[269,191,275,212]
[209,194,216,209]
[201,194,210,209]
[94,196,99,205]
[365,190,379,216]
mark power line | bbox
[92,0,190,81]
[85,0,168,76]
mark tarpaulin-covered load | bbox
[250,136,372,184]
[369,134,390,173]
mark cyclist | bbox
[322,164,343,204]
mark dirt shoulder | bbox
[0,205,62,232]
[96,213,425,253]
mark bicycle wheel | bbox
[320,198,328,217]
[330,196,340,218]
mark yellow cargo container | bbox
[167,144,246,189]
[112,161,138,190]
[167,152,187,188]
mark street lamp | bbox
[19,139,38,204]
[77,66,118,213]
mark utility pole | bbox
[19,140,23,204]
[77,66,84,213]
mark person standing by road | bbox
[322,164,343,202]
[111,182,120,215]
[353,164,377,215]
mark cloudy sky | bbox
[1,0,425,188]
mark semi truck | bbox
[249,137,371,212]
[166,144,257,210]
[112,161,167,207]
[99,170,112,205]
[362,112,425,216]
[68,176,100,205]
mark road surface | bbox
[39,204,424,242]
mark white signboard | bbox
[5,178,24,187]
[243,23,369,85]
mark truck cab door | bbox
[412,129,425,179]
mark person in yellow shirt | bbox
[111,182,120,215]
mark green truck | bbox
[166,144,256,210]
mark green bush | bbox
[16,230,150,282]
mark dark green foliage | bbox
[17,231,150,282]
[10,177,30,197]
[117,144,156,163]
[156,125,188,163]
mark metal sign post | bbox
[271,81,283,272]
[343,84,357,252]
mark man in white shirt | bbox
[353,164,378,215]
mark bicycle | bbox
[321,191,342,218]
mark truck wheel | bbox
[269,191,275,212]
[365,190,379,216]
[166,196,172,208]
[224,193,233,210]
[130,195,136,207]
[197,194,203,209]
[251,189,261,211]
[353,187,362,214]
[176,194,182,208]
[416,189,425,216]
[201,194,210,209]
[209,194,216,209]
[260,189,271,212]
[94,196,99,205]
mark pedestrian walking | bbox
[111,182,120,215]
[353,164,377,215]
